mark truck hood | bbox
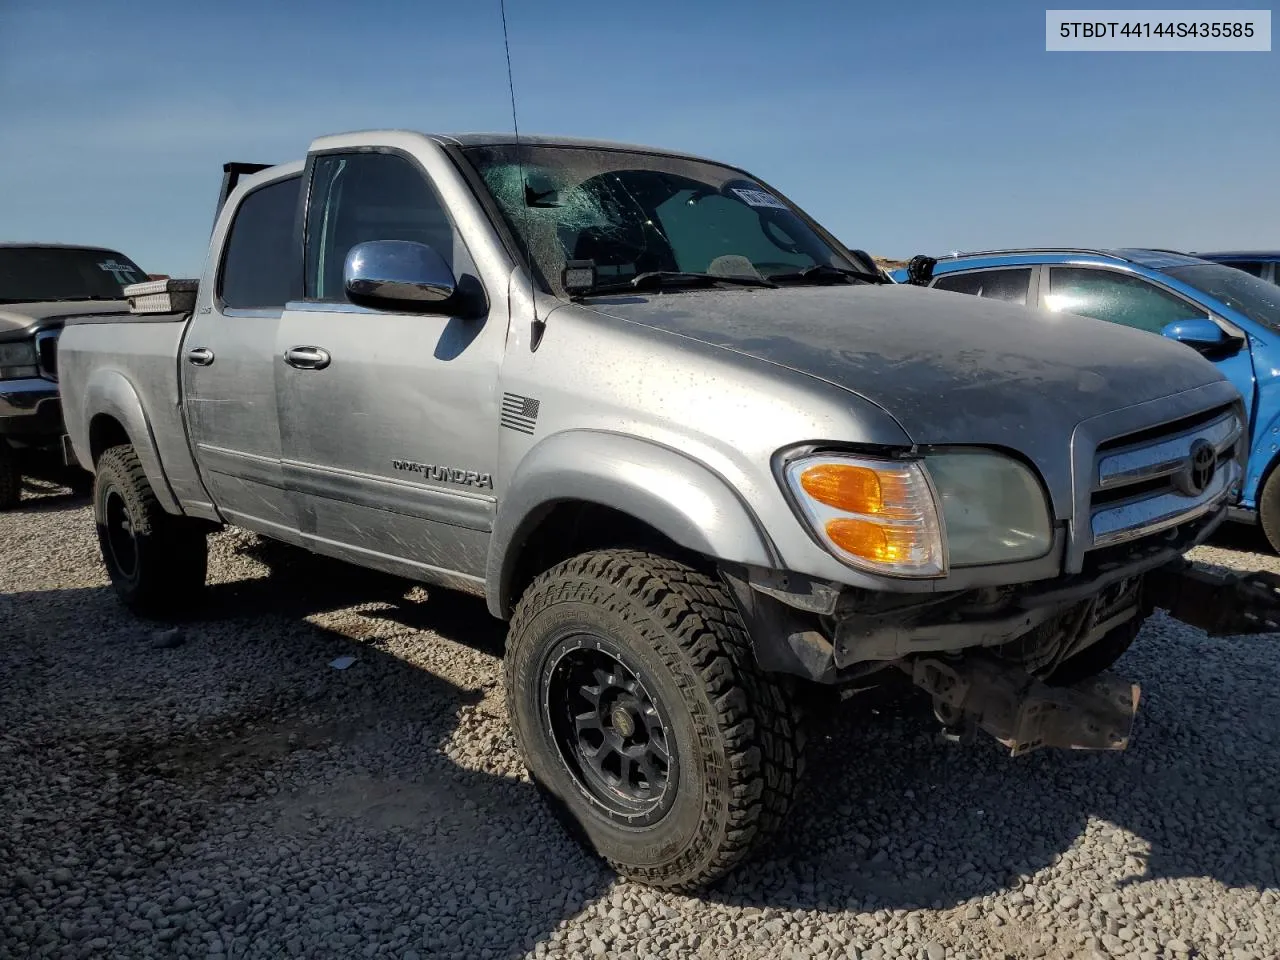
[586,283,1233,499]
[0,299,130,337]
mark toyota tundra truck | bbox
[55,132,1280,891]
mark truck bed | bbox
[58,310,211,514]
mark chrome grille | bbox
[1088,405,1241,549]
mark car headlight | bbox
[923,450,1052,566]
[0,340,39,380]
[783,450,1052,577]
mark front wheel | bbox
[0,441,21,509]
[504,549,805,892]
[1258,466,1280,555]
[94,444,208,617]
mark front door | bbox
[182,172,303,543]
[276,148,501,589]
[1041,264,1257,428]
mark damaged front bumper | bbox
[906,654,1142,756]
[727,543,1280,756]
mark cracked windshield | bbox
[463,144,857,296]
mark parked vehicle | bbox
[1192,250,1280,286]
[56,133,1280,891]
[0,243,149,507]
[894,247,1280,550]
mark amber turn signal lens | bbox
[799,463,919,518]
[825,517,927,565]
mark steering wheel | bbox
[761,214,804,254]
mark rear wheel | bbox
[504,549,804,891]
[94,444,208,617]
[0,442,20,510]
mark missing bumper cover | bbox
[905,653,1141,756]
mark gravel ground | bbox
[2,485,1278,960]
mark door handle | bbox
[284,346,331,370]
[186,347,215,366]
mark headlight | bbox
[783,449,1053,577]
[923,450,1052,566]
[0,340,39,380]
[784,454,946,577]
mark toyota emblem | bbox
[1175,439,1217,496]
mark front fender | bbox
[487,430,778,617]
[78,368,181,514]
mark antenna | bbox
[499,0,545,350]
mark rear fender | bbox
[81,368,181,514]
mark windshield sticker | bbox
[98,259,142,285]
[731,187,788,210]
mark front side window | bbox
[932,268,1031,305]
[1163,261,1280,332]
[461,144,856,296]
[1045,267,1207,334]
[0,247,147,304]
[305,152,457,302]
[218,176,301,310]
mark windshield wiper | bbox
[769,263,886,285]
[575,271,778,297]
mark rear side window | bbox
[1220,261,1265,277]
[932,268,1031,305]
[219,176,301,310]
[1046,267,1207,334]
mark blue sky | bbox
[1,0,1275,275]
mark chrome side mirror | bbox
[344,240,457,311]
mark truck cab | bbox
[54,131,1280,892]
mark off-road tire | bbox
[1045,617,1141,686]
[94,443,208,617]
[0,442,20,510]
[1258,466,1280,555]
[505,549,805,892]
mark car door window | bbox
[305,152,457,302]
[932,268,1031,305]
[218,176,302,309]
[1045,267,1207,334]
[1222,261,1266,278]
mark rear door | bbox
[275,147,502,587]
[181,171,303,542]
[930,266,1037,305]
[1040,264,1257,426]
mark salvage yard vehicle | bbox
[894,248,1280,550]
[55,132,1280,891]
[0,242,148,507]
[1193,250,1280,286]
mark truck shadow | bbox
[3,529,1277,957]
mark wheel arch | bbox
[487,431,778,618]
[78,370,181,514]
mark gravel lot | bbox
[2,484,1278,960]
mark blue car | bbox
[891,247,1280,549]
[1193,250,1280,286]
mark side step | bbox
[904,654,1140,757]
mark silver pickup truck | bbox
[57,130,1280,891]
